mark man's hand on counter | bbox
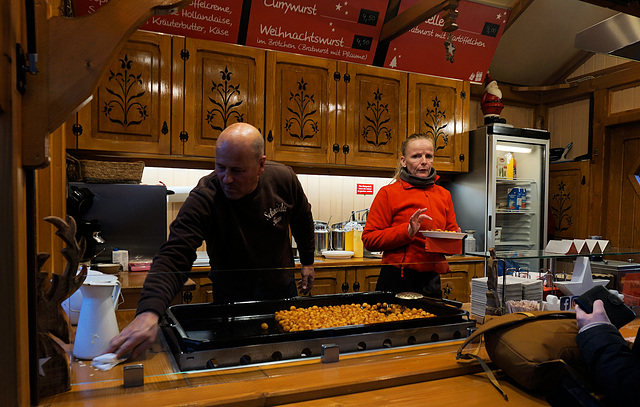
[298,265,315,295]
[106,311,160,359]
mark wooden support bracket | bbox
[379,0,459,44]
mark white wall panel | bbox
[548,99,590,160]
[611,85,640,113]
[145,167,393,227]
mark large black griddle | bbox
[161,291,475,371]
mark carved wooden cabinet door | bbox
[549,161,590,239]
[408,74,469,172]
[265,51,338,166]
[175,39,265,158]
[341,63,407,169]
[71,32,173,154]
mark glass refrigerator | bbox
[448,124,550,275]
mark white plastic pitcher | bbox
[73,279,121,360]
[63,270,121,325]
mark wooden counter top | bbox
[41,307,640,406]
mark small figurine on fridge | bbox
[481,72,506,125]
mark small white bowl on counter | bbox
[321,250,355,259]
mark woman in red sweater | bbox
[362,133,459,298]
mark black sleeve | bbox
[287,169,315,266]
[577,324,640,405]
[136,189,209,317]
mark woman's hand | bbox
[407,208,433,237]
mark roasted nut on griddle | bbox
[274,303,435,332]
[261,323,269,330]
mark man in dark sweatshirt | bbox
[107,123,315,359]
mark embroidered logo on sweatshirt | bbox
[264,202,287,225]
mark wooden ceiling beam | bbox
[542,50,595,85]
[379,0,457,44]
[577,0,640,18]
[504,0,534,32]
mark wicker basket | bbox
[66,155,144,184]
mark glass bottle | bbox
[464,230,476,254]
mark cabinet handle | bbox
[352,281,360,292]
[267,129,273,142]
[182,290,193,304]
[332,143,340,153]
[460,90,466,99]
[341,282,350,293]
[343,73,351,83]
[342,144,350,154]
[180,49,190,61]
[72,123,83,137]
[459,153,465,162]
[333,71,341,81]
[442,284,452,298]
[581,175,585,185]
[162,121,168,135]
[179,130,188,142]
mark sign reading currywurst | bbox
[74,0,243,44]
[246,0,388,64]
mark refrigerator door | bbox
[489,134,549,253]
[448,124,549,260]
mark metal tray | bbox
[161,291,473,370]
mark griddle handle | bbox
[423,296,463,308]
[441,298,463,308]
[161,313,177,327]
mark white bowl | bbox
[420,230,466,239]
[321,250,354,259]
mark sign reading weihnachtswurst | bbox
[384,0,509,83]
[74,0,243,44]
[245,0,389,65]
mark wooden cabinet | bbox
[265,51,338,166]
[69,34,264,160]
[440,262,480,303]
[295,267,378,296]
[341,64,407,169]
[549,161,590,239]
[67,35,469,173]
[408,74,469,172]
[265,51,407,170]
[69,31,174,154]
[173,39,265,157]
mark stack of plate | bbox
[470,276,543,319]
[522,279,543,302]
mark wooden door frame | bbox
[605,122,640,251]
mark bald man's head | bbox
[217,123,264,162]
[214,123,266,199]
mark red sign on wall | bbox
[384,0,509,83]
[74,0,243,44]
[246,0,389,64]
[357,184,374,195]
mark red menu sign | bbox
[356,184,374,195]
[384,0,509,83]
[246,0,388,64]
[74,0,243,44]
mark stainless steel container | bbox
[314,221,329,255]
[330,229,346,250]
